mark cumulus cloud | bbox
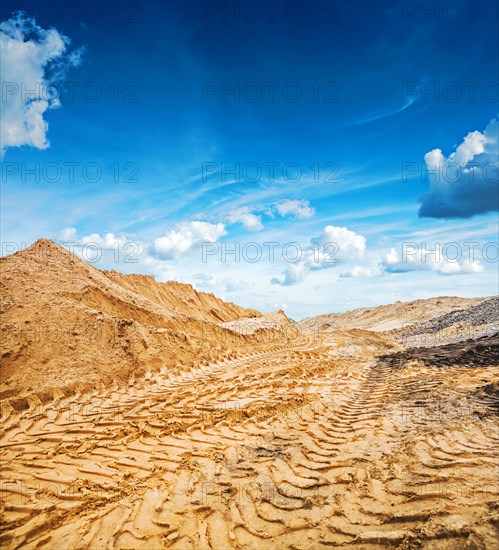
[80,232,135,249]
[154,221,226,259]
[311,225,366,266]
[56,228,145,267]
[381,247,484,275]
[58,228,135,249]
[0,12,84,155]
[419,118,499,218]
[275,199,315,220]
[272,225,366,286]
[226,207,263,231]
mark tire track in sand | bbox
[1,334,498,549]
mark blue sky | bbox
[1,0,498,319]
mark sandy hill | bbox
[103,271,259,323]
[0,239,292,402]
[299,295,492,333]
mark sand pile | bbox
[0,239,293,403]
[398,296,499,344]
[299,295,491,333]
[104,271,259,323]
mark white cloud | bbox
[58,227,77,241]
[192,273,222,287]
[192,273,250,293]
[419,118,498,218]
[271,263,307,286]
[58,228,134,249]
[56,228,145,266]
[340,265,380,278]
[226,207,263,231]
[381,247,484,275]
[154,221,226,259]
[224,277,250,292]
[0,12,83,155]
[272,225,366,285]
[80,232,134,249]
[275,199,315,220]
[311,225,366,266]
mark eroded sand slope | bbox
[0,240,294,402]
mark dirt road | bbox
[1,333,498,549]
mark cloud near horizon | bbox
[154,221,226,260]
[381,247,484,275]
[271,225,366,286]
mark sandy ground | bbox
[1,329,498,549]
[1,241,498,549]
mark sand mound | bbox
[299,295,491,333]
[104,271,260,323]
[395,296,499,346]
[0,239,292,402]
